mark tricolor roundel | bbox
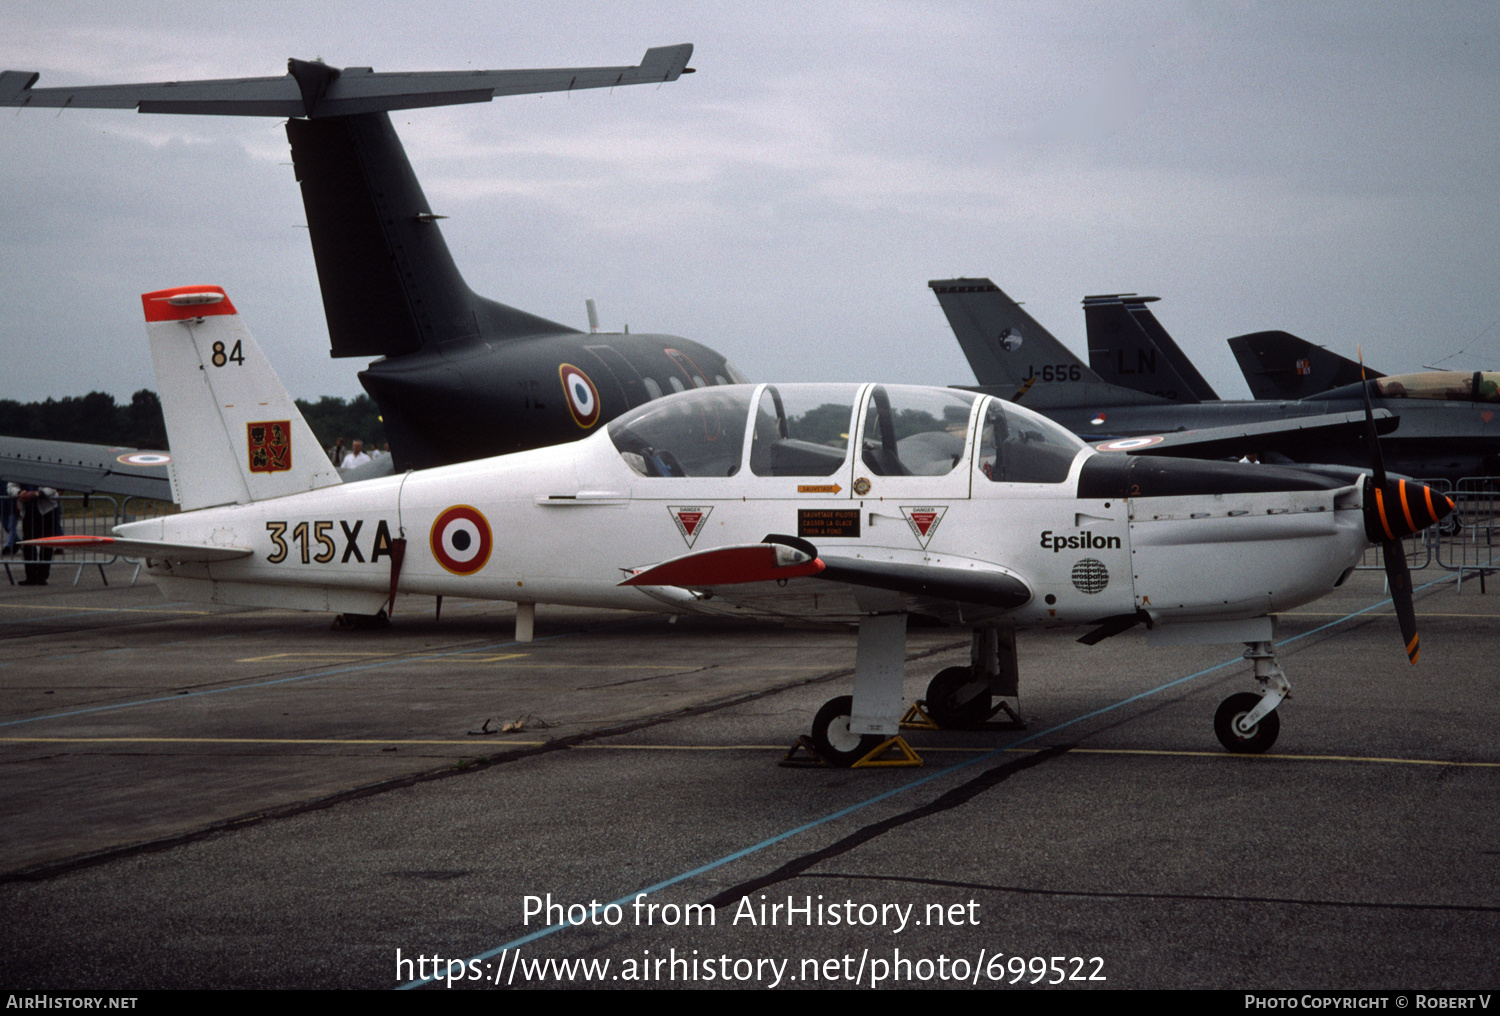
[1095,435,1165,452]
[430,505,493,575]
[117,452,173,467]
[559,364,600,428]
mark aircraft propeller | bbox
[1357,354,1454,663]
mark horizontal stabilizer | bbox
[0,47,694,117]
[23,535,251,563]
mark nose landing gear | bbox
[1214,640,1290,753]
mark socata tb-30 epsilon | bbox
[33,287,1454,765]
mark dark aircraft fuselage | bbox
[1015,375,1500,481]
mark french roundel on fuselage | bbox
[558,363,601,428]
[430,505,493,575]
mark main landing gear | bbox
[1214,640,1290,754]
[920,625,1025,731]
[802,622,1024,768]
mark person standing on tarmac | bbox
[7,482,60,585]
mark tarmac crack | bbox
[1,640,967,884]
[700,745,1073,909]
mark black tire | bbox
[1214,692,1280,754]
[811,695,883,767]
[924,666,992,729]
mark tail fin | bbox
[929,279,1101,390]
[286,112,577,358]
[143,286,341,511]
[1227,331,1384,400]
[1082,294,1218,403]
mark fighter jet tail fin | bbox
[1227,331,1383,400]
[929,279,1102,392]
[142,286,342,511]
[286,113,578,359]
[1082,294,1217,403]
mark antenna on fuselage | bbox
[586,299,600,334]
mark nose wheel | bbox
[1214,691,1281,753]
[1214,640,1291,754]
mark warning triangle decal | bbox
[668,505,713,547]
[900,505,947,549]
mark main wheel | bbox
[924,667,992,729]
[1214,692,1280,754]
[811,695,883,767]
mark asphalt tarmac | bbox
[1,558,1496,990]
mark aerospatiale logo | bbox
[247,420,291,474]
[669,505,713,547]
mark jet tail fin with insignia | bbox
[143,286,341,511]
[1228,331,1384,400]
[929,278,1102,391]
[1082,293,1218,403]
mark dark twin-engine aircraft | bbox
[1,46,742,499]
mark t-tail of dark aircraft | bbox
[1082,294,1218,403]
[1228,331,1384,400]
[286,113,577,359]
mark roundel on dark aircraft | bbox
[430,505,493,575]
[558,363,600,428]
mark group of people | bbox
[325,438,390,470]
[2,481,61,585]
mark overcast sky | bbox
[2,1,1497,406]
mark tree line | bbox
[0,390,387,456]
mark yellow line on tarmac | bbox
[0,603,213,615]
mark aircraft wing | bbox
[621,536,1031,623]
[0,433,392,503]
[24,535,251,563]
[0,436,173,501]
[0,46,693,118]
[1093,409,1398,460]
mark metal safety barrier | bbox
[3,494,118,586]
[1437,477,1500,591]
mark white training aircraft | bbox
[32,287,1453,765]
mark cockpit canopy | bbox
[1370,371,1500,404]
[605,383,1087,483]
